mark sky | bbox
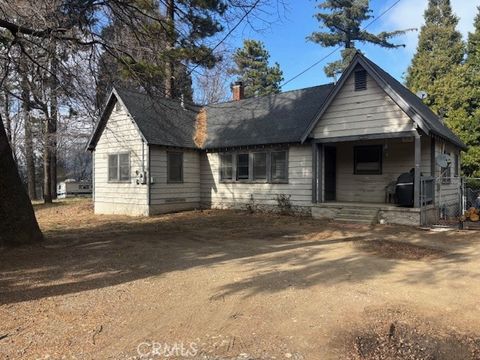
[226,0,480,92]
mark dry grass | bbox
[354,239,449,260]
[1,199,480,359]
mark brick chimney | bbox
[232,81,244,101]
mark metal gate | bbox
[420,175,463,227]
[462,178,480,229]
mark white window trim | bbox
[219,149,289,184]
[108,152,131,183]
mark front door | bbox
[324,146,336,201]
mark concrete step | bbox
[336,208,380,215]
[336,212,378,219]
[335,217,376,224]
[334,207,379,224]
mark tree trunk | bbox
[50,47,58,199]
[0,114,43,247]
[4,90,11,143]
[20,70,36,200]
[43,117,53,203]
[164,0,175,98]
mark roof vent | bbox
[354,70,367,91]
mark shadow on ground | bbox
[0,201,478,305]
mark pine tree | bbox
[405,0,464,109]
[230,40,283,98]
[433,7,480,177]
[96,0,226,103]
[308,0,411,78]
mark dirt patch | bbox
[354,239,449,260]
[346,308,480,360]
[1,199,480,359]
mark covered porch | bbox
[310,132,436,225]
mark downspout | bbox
[147,144,151,215]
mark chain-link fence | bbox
[423,176,480,228]
[462,178,480,229]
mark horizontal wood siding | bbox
[312,71,416,139]
[149,147,201,214]
[200,145,313,209]
[335,137,431,203]
[93,105,148,216]
[434,139,461,210]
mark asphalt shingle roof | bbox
[115,88,199,149]
[202,84,334,149]
[88,54,466,151]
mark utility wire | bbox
[186,0,262,77]
[280,0,404,88]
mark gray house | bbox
[87,53,466,225]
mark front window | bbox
[167,152,183,183]
[271,151,288,181]
[236,153,249,180]
[220,153,233,180]
[108,153,130,181]
[253,152,267,180]
[354,145,382,175]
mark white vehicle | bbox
[57,179,92,198]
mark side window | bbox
[220,153,233,180]
[108,153,130,181]
[442,151,452,184]
[167,152,183,183]
[454,153,459,177]
[253,152,267,181]
[119,153,130,181]
[108,154,119,181]
[236,153,249,180]
[271,151,288,182]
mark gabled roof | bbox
[88,53,466,152]
[87,88,199,151]
[301,52,467,150]
[202,84,334,149]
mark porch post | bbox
[414,133,421,208]
[318,144,324,203]
[312,142,317,203]
[430,137,436,177]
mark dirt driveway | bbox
[1,199,480,359]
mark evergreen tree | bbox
[308,0,411,78]
[230,40,283,98]
[96,0,226,104]
[405,0,464,109]
[433,7,480,177]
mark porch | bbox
[310,132,437,226]
[311,201,436,226]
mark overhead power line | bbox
[186,0,262,77]
[280,0,404,88]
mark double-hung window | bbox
[108,153,130,182]
[236,153,250,180]
[271,151,287,182]
[220,154,233,180]
[167,152,183,183]
[253,152,267,181]
[220,150,288,183]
